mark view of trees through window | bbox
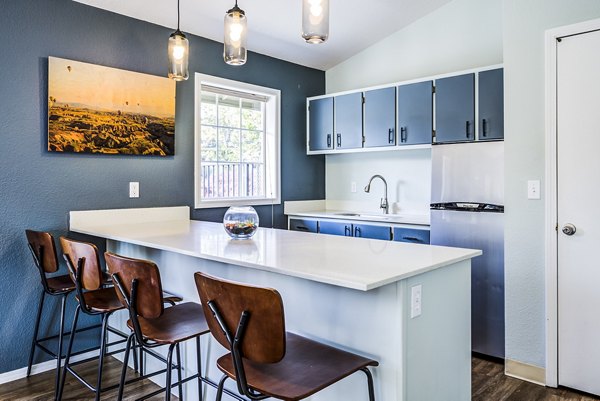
[200,91,265,199]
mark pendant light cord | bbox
[177,0,181,30]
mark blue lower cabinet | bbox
[319,220,352,236]
[353,224,392,240]
[289,218,318,233]
[393,227,431,244]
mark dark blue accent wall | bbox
[0,0,325,374]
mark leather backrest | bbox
[104,252,164,319]
[25,230,59,273]
[194,272,286,364]
[59,237,104,291]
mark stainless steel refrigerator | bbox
[430,141,504,359]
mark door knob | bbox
[562,223,576,236]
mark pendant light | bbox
[302,0,329,44]
[224,0,247,66]
[168,0,189,80]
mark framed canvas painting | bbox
[48,57,176,156]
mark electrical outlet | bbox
[411,284,422,318]
[129,182,139,198]
[351,182,357,193]
[527,180,541,200]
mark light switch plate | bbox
[527,180,541,200]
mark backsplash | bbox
[325,148,431,215]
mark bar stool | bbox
[57,237,129,401]
[194,272,379,401]
[105,252,209,401]
[25,230,76,400]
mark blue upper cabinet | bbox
[478,68,504,141]
[397,81,433,146]
[363,87,396,148]
[308,97,334,151]
[335,92,363,149]
[435,73,475,143]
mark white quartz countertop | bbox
[287,210,431,226]
[70,214,479,291]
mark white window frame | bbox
[194,73,281,209]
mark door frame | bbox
[544,17,600,388]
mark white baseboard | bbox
[505,358,546,386]
[0,349,100,385]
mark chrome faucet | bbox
[364,174,389,214]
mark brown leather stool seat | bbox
[195,272,379,401]
[106,252,210,401]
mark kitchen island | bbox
[69,206,481,401]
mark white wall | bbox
[324,0,502,216]
[326,149,431,215]
[503,0,600,369]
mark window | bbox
[195,74,280,208]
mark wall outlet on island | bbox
[351,182,357,193]
[129,182,140,198]
[411,284,422,318]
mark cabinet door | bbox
[397,81,433,145]
[364,87,396,148]
[393,227,430,244]
[308,97,334,151]
[435,73,475,143]
[353,224,392,240]
[335,93,363,149]
[478,68,504,141]
[319,220,351,236]
[289,218,318,233]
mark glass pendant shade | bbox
[224,2,247,66]
[302,0,329,44]
[168,30,189,81]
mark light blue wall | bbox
[503,0,600,368]
[0,0,325,374]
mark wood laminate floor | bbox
[2,355,600,400]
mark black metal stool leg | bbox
[215,374,228,401]
[361,367,376,401]
[176,343,183,401]
[27,290,45,377]
[117,333,134,401]
[196,336,203,401]
[53,293,68,400]
[165,344,175,401]
[94,313,110,401]
[57,304,80,401]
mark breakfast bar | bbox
[69,206,481,401]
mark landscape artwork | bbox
[48,57,176,156]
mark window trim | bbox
[194,73,281,209]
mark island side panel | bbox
[108,240,404,401]
[402,259,471,401]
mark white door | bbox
[557,28,600,394]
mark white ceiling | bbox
[74,0,451,71]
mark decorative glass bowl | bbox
[223,206,259,239]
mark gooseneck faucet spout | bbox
[364,174,389,214]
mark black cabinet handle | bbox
[337,133,342,147]
[344,225,351,236]
[354,226,362,237]
[400,127,407,143]
[465,121,471,139]
[327,133,331,148]
[388,128,395,144]
[295,226,308,231]
[482,119,488,137]
[402,236,423,243]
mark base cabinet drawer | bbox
[319,220,351,236]
[290,218,318,233]
[393,227,431,244]
[353,224,392,240]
